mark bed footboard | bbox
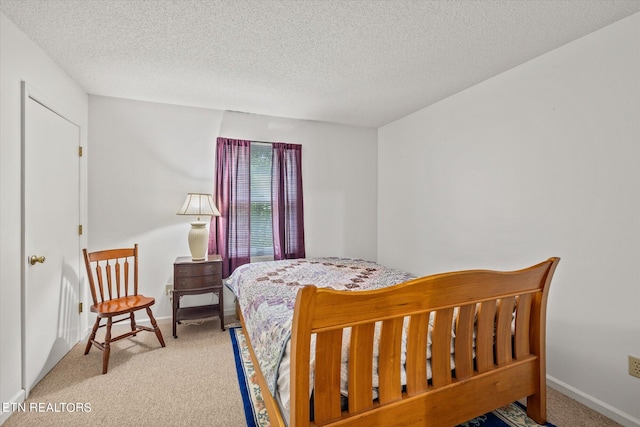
[287,257,560,427]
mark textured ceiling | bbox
[1,0,639,128]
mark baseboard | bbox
[547,375,640,427]
[81,311,236,339]
[0,388,26,426]
[155,307,237,321]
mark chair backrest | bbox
[83,244,139,305]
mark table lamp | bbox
[177,193,220,261]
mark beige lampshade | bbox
[177,193,220,261]
[176,193,220,220]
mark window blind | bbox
[250,142,274,257]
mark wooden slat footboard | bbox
[291,257,559,427]
[242,257,560,427]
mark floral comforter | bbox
[226,257,416,397]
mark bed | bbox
[228,256,560,427]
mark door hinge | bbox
[78,302,83,313]
[79,146,83,157]
[78,224,83,235]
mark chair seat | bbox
[91,295,155,317]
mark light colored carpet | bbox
[2,318,621,427]
[4,318,245,427]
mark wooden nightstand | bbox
[172,254,224,338]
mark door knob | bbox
[29,255,46,265]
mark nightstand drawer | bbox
[174,275,219,290]
[175,262,220,278]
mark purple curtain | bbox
[271,143,305,260]
[209,137,251,278]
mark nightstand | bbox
[172,254,224,338]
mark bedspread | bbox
[227,257,416,396]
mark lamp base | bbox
[188,221,209,261]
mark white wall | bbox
[87,96,223,318]
[88,98,378,319]
[378,13,640,426]
[218,111,378,260]
[0,12,89,424]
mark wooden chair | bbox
[83,244,165,374]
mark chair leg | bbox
[85,317,101,355]
[102,317,112,374]
[146,307,166,347]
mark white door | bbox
[23,85,81,395]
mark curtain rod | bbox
[252,140,303,147]
[219,138,297,145]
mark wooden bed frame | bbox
[238,257,559,427]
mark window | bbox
[211,137,304,278]
[250,142,273,259]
